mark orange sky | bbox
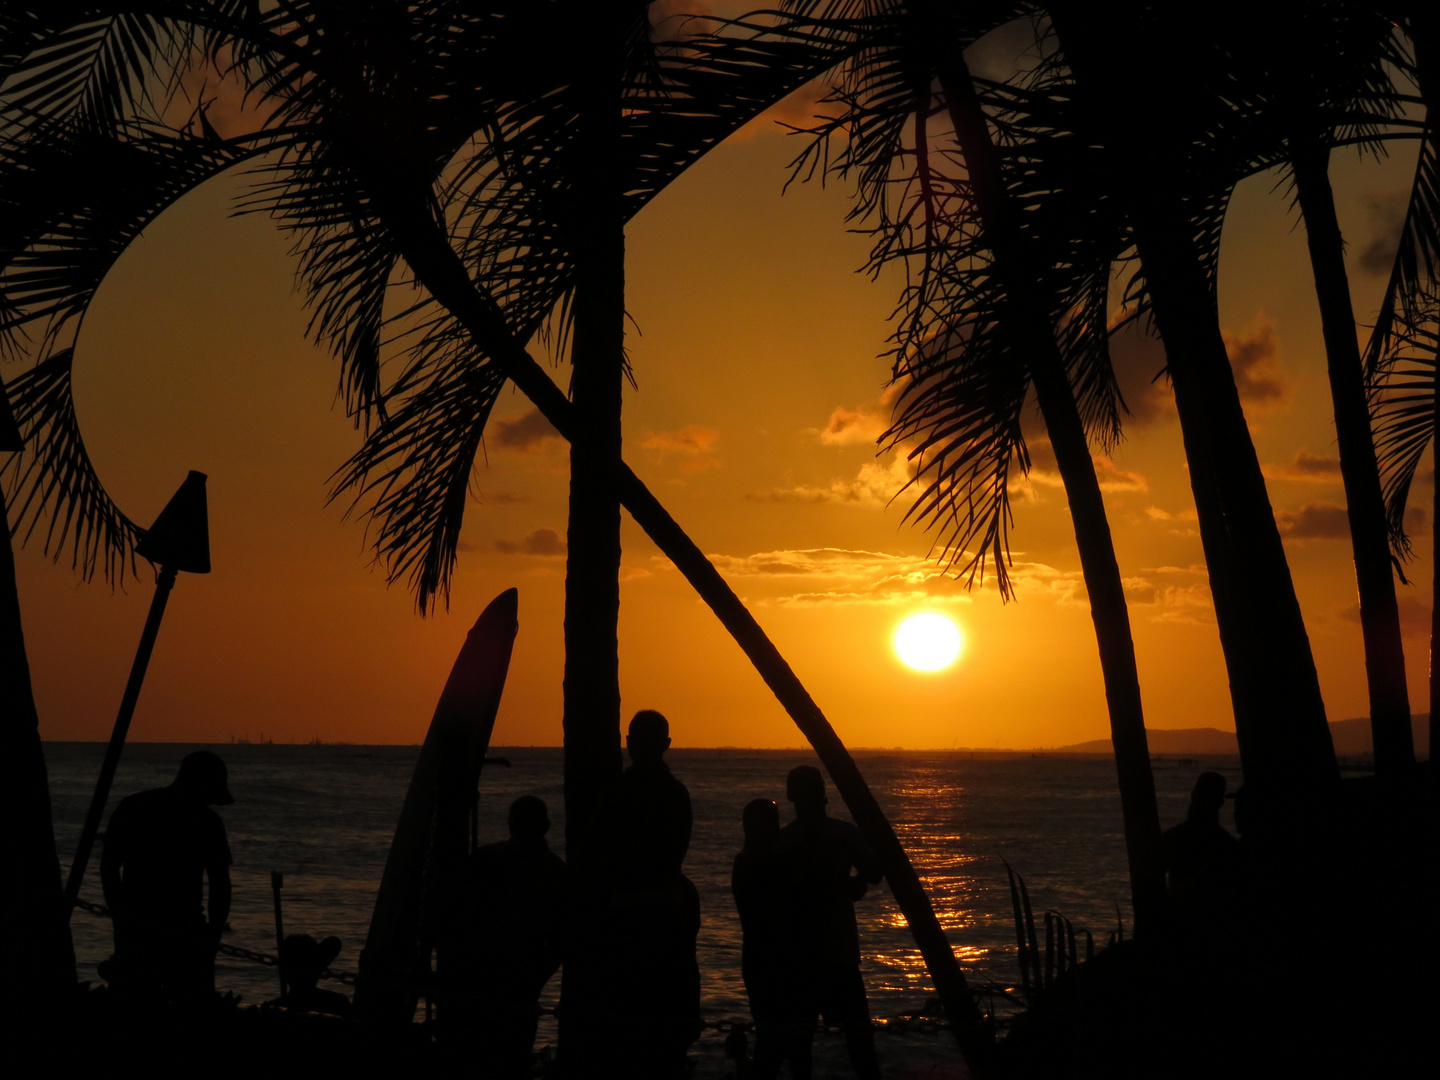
[11,26,1432,750]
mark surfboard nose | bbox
[469,586,518,639]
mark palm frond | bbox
[0,118,268,351]
[1,347,140,581]
[1370,293,1439,555]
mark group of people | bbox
[96,713,890,1078]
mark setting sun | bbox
[894,613,963,672]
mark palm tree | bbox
[0,3,989,1057]
[1232,2,1416,776]
[1042,1,1340,797]
[1367,8,1439,763]
[0,375,77,1008]
[749,2,1167,929]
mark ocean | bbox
[44,743,1240,1076]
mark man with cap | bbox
[100,750,234,999]
[778,765,883,1080]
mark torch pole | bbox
[64,564,179,912]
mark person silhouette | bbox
[605,710,701,1079]
[613,709,692,884]
[778,765,882,1080]
[1162,771,1238,899]
[462,795,567,1078]
[272,934,351,1016]
[99,750,233,1000]
[733,797,812,1080]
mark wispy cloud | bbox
[1342,594,1431,637]
[750,454,914,507]
[495,528,565,556]
[1263,448,1342,484]
[641,425,720,472]
[491,409,561,453]
[1224,315,1290,409]
[816,406,887,447]
[1274,502,1349,540]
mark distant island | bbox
[1047,714,1431,759]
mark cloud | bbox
[1095,457,1148,493]
[751,453,914,506]
[1357,192,1407,277]
[1123,565,1216,623]
[641,426,720,472]
[1224,316,1290,408]
[1263,448,1342,484]
[1144,506,1198,522]
[492,409,561,453]
[1342,594,1432,637]
[817,406,887,447]
[1273,502,1425,541]
[495,528,565,556]
[1108,311,1175,426]
[642,426,719,454]
[1012,440,1146,496]
[1275,503,1349,540]
[475,490,528,505]
[700,547,960,605]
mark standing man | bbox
[100,750,233,1000]
[603,710,701,1079]
[462,795,567,1077]
[779,765,883,1080]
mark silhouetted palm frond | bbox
[0,118,266,349]
[0,348,139,581]
[1370,294,1439,554]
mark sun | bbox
[894,613,963,672]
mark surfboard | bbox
[353,588,519,1027]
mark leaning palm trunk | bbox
[1049,5,1338,797]
[362,185,991,1070]
[913,20,1165,931]
[1290,143,1415,775]
[0,483,77,1007]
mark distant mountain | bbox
[1053,714,1430,758]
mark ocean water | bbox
[44,743,1240,1075]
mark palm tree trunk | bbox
[0,484,77,1008]
[917,20,1166,931]
[1291,143,1416,775]
[1049,5,1339,798]
[562,48,626,867]
[1028,364,1167,927]
[365,191,992,1071]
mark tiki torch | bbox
[64,470,211,912]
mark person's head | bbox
[786,765,826,819]
[279,934,342,993]
[742,798,779,850]
[173,750,234,805]
[1187,771,1228,821]
[508,795,550,842]
[626,710,671,765]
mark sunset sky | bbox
[12,14,1433,751]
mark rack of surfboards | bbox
[352,588,519,1028]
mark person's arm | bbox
[99,837,123,916]
[99,807,126,917]
[850,824,884,885]
[207,864,232,942]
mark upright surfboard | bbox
[353,588,519,1027]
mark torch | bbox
[64,470,211,911]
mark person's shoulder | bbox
[110,786,168,821]
[825,816,862,840]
